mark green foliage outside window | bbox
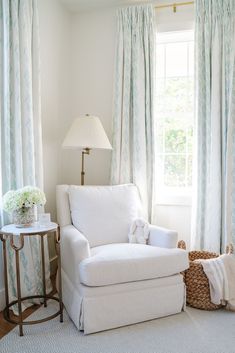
[156,66,194,188]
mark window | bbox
[155,31,194,205]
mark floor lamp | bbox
[62,115,112,185]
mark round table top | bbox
[1,222,58,236]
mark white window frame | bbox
[155,30,194,207]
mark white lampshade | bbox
[62,115,112,150]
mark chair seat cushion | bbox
[79,243,189,287]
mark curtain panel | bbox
[0,0,51,311]
[191,0,235,252]
[110,5,155,220]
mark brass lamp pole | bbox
[81,148,90,185]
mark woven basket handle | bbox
[177,240,186,250]
[226,243,234,255]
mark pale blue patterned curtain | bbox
[191,0,235,252]
[110,5,155,220]
[0,0,51,311]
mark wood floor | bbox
[0,304,41,338]
[0,275,57,339]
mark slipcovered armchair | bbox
[56,184,188,334]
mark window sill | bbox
[155,194,192,207]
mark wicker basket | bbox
[177,240,234,310]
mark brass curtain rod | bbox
[155,1,194,12]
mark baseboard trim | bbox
[0,287,5,311]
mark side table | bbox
[0,222,63,336]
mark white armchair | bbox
[56,184,188,334]
[149,224,178,248]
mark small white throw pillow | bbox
[128,218,150,244]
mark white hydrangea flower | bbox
[2,186,46,214]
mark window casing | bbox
[155,30,194,205]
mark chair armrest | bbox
[60,225,90,286]
[148,224,178,248]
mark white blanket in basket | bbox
[199,254,235,310]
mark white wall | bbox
[153,205,191,246]
[155,0,194,32]
[58,8,116,188]
[38,0,72,221]
[39,5,115,216]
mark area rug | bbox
[1,300,235,353]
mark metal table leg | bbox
[40,235,47,307]
[10,234,24,336]
[1,235,10,317]
[55,227,63,322]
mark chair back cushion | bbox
[68,184,143,247]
